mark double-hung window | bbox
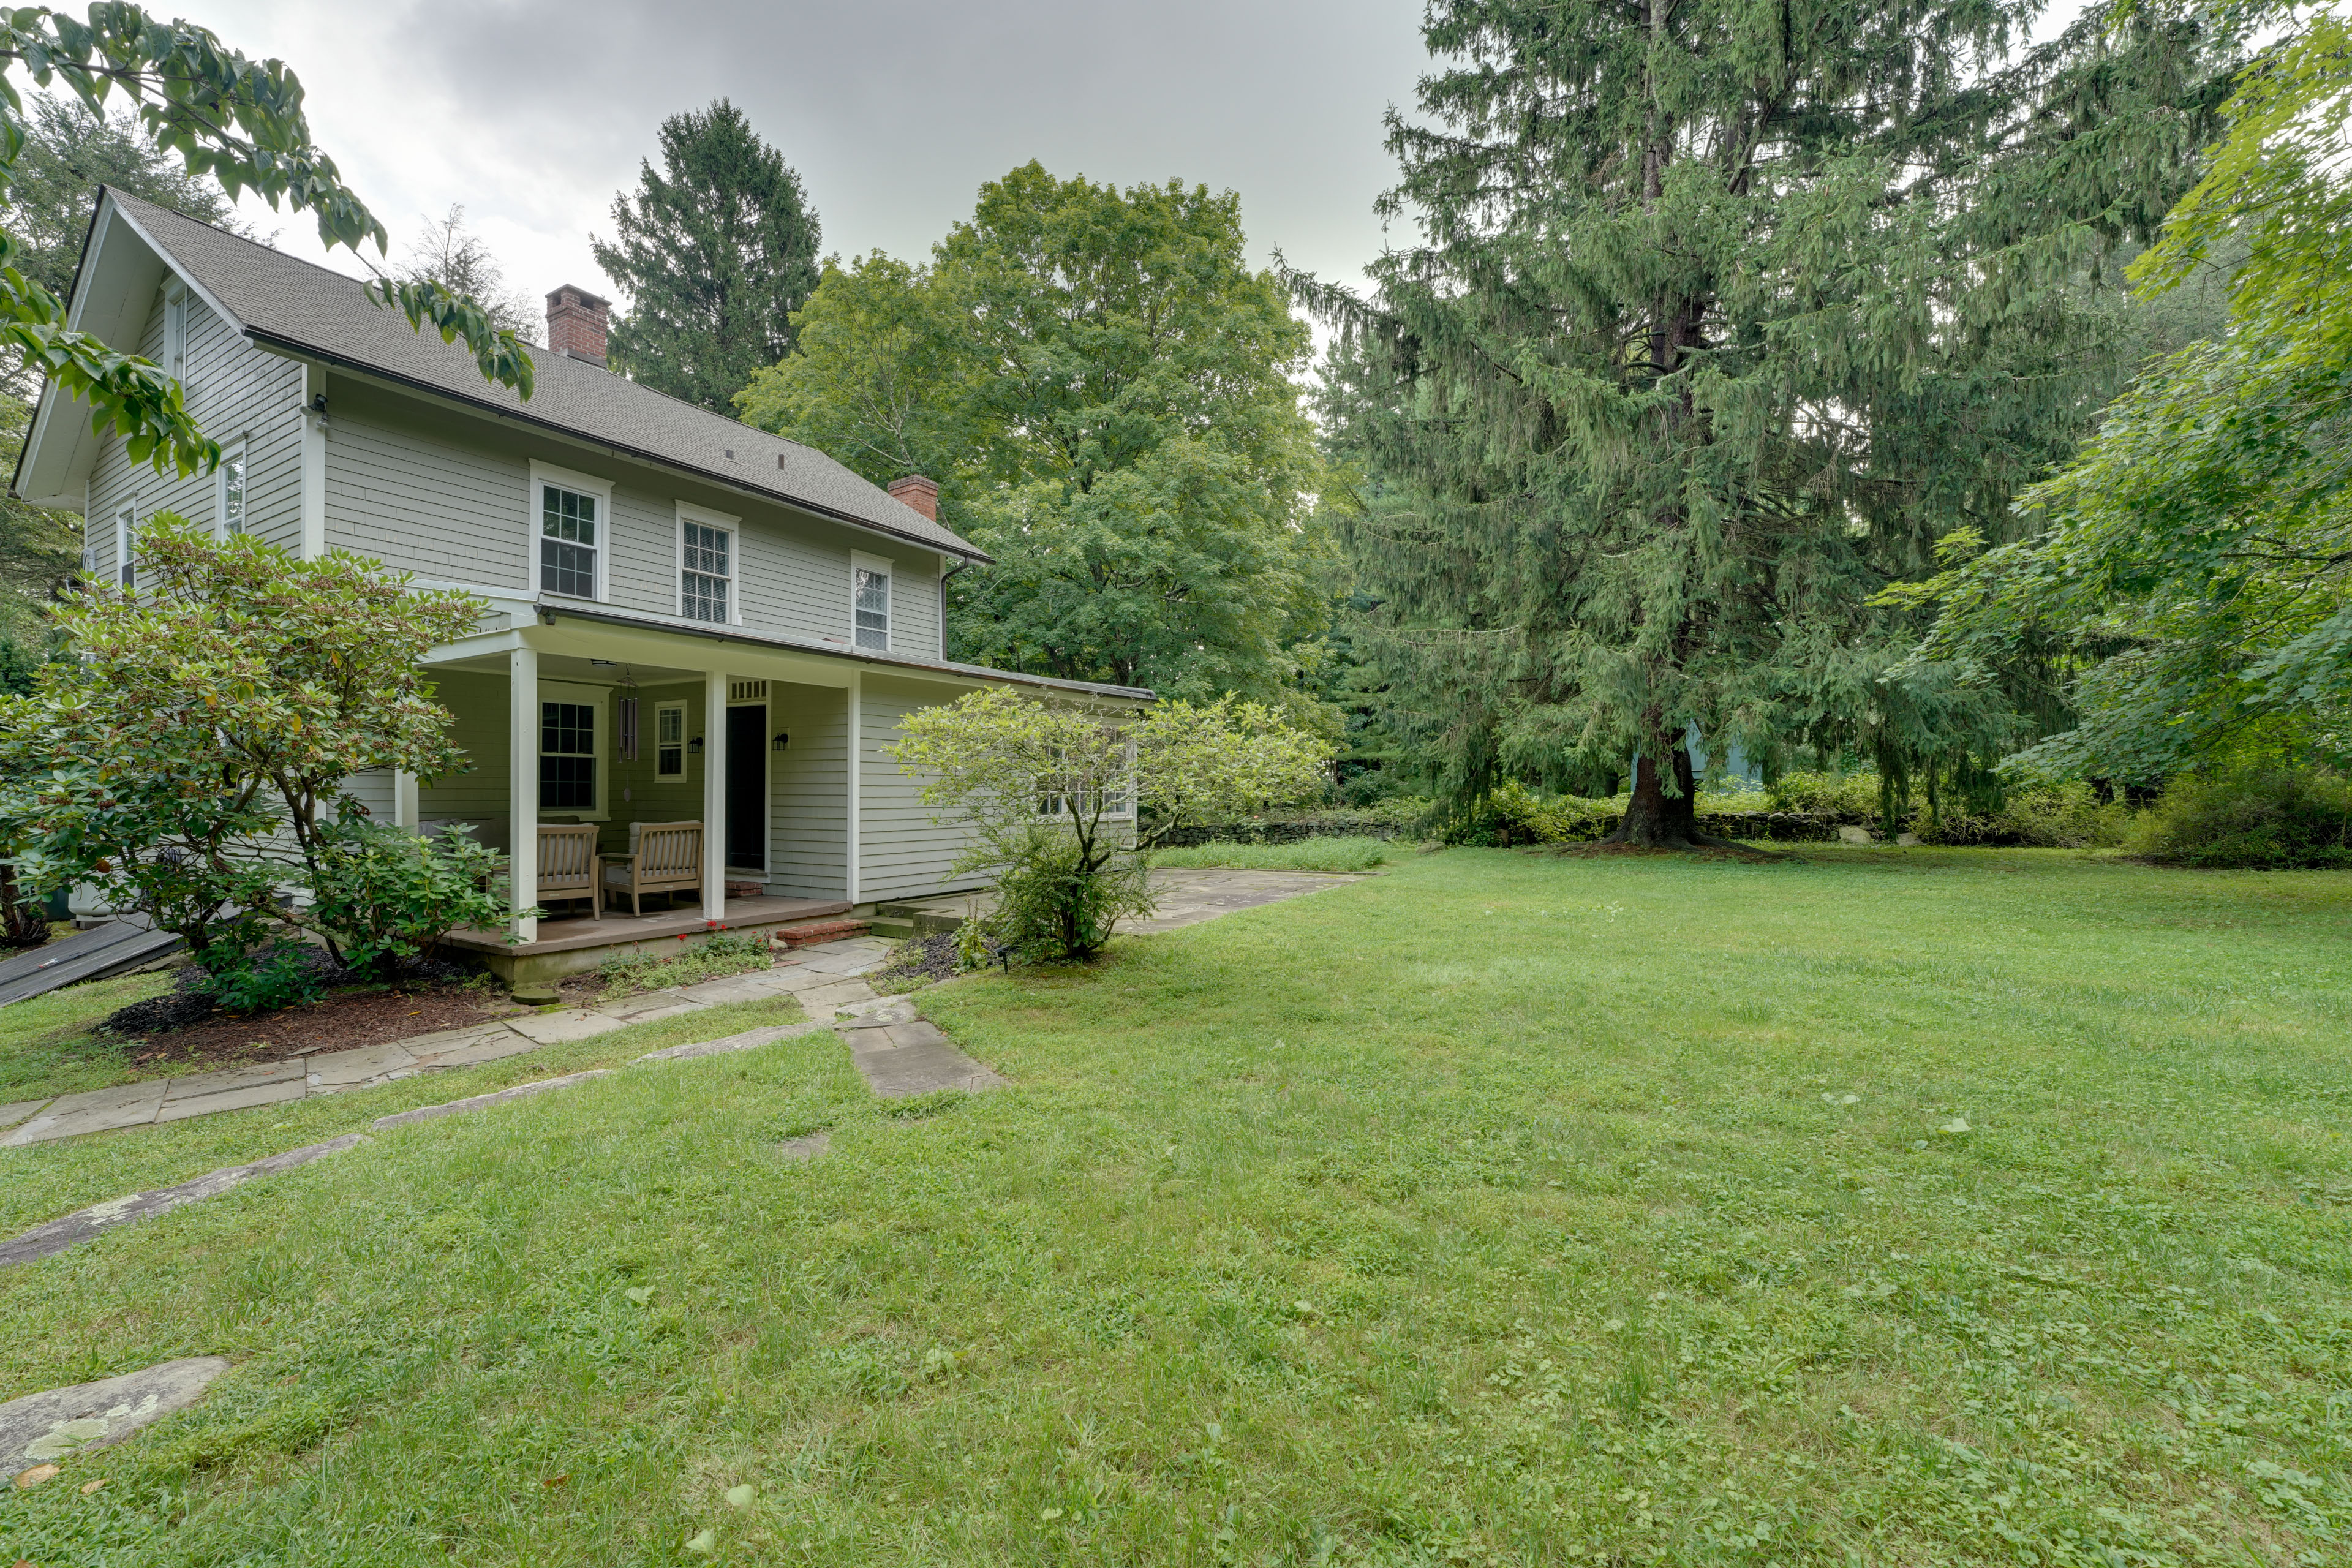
[851,551,891,650]
[680,521,731,622]
[654,701,687,780]
[216,442,246,537]
[540,700,597,810]
[114,506,135,588]
[676,503,738,624]
[530,462,611,601]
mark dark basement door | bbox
[725,703,766,873]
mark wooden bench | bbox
[601,821,704,917]
[536,823,602,913]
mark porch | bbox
[441,892,854,993]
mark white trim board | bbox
[529,458,614,604]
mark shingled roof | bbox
[96,190,987,563]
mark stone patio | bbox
[0,937,899,1147]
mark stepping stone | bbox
[635,1022,823,1063]
[508,1008,630,1044]
[0,1099,52,1132]
[0,1357,230,1473]
[674,974,792,1006]
[773,1131,829,1163]
[844,1032,1010,1098]
[160,1060,303,1101]
[303,1040,420,1092]
[371,1069,612,1131]
[156,1076,306,1123]
[2,1079,167,1146]
[797,981,878,1017]
[0,1135,369,1267]
[594,989,706,1025]
[405,1027,540,1071]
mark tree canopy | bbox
[592,99,821,412]
[391,204,535,339]
[739,162,1330,715]
[1301,0,2240,842]
[1902,0,2352,783]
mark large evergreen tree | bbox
[1305,1,2239,844]
[739,164,1329,714]
[593,99,821,412]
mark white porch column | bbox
[703,669,729,918]
[845,670,862,906]
[508,646,538,943]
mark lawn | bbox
[5,846,2351,1565]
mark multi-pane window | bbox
[680,521,731,622]
[115,507,135,588]
[218,447,246,536]
[853,561,889,650]
[655,702,687,780]
[540,483,598,598]
[540,701,596,810]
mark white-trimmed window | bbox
[677,503,738,624]
[654,701,687,780]
[162,283,187,383]
[114,505,135,588]
[536,681,609,820]
[530,461,611,601]
[851,551,891,651]
[215,441,246,537]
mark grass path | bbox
[4,847,2351,1564]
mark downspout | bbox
[940,556,970,660]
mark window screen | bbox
[854,564,889,650]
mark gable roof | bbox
[15,189,988,564]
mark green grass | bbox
[5,847,2352,1564]
[1152,835,1398,872]
[0,963,179,1102]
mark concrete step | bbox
[865,918,916,940]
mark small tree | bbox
[0,518,491,970]
[890,687,1330,962]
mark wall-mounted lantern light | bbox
[688,736,704,753]
[773,730,791,752]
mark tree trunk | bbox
[1605,746,1740,849]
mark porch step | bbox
[875,901,970,937]
[865,918,916,940]
[772,918,872,949]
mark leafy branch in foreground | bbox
[0,4,533,482]
[1899,1,2352,780]
[889,687,1330,961]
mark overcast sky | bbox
[189,0,1431,323]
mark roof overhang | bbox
[12,191,229,508]
[424,596,1153,705]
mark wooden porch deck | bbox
[443,895,854,992]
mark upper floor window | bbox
[163,284,187,383]
[680,520,731,622]
[114,506,135,588]
[216,443,246,537]
[530,462,611,601]
[852,552,890,651]
[540,482,598,598]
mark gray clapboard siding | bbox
[413,671,511,846]
[771,681,848,899]
[342,768,396,822]
[86,288,306,576]
[858,673,978,902]
[324,399,530,588]
[605,680,705,832]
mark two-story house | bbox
[11,190,1150,989]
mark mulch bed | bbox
[869,933,965,993]
[98,951,528,1072]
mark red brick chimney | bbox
[545,285,609,366]
[886,475,939,520]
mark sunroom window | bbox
[540,483,598,598]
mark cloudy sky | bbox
[189,1,1433,322]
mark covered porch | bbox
[374,604,963,995]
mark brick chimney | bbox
[886,475,939,521]
[545,284,610,366]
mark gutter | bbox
[532,601,1155,703]
[239,326,996,568]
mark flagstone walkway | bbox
[0,937,900,1147]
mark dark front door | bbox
[725,703,766,872]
